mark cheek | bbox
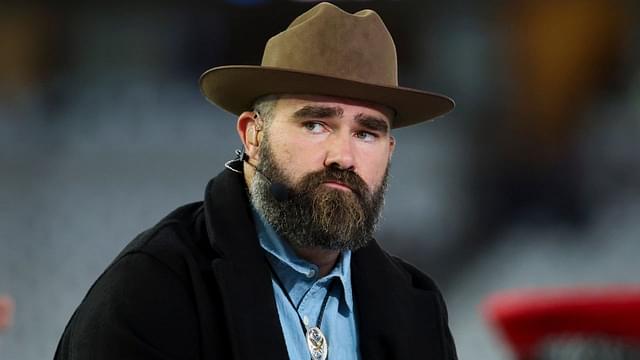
[358,148,391,190]
[268,134,322,182]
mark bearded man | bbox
[55,2,457,359]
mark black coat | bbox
[55,168,457,359]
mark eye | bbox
[354,131,378,142]
[303,121,327,134]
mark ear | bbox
[236,111,262,162]
[388,135,396,160]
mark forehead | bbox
[271,94,395,125]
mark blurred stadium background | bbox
[1,0,639,359]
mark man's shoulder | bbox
[113,201,213,276]
[366,245,443,294]
[388,255,442,292]
[354,241,444,294]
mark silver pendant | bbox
[306,326,328,360]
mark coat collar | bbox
[203,168,289,360]
[352,242,450,359]
[202,168,448,359]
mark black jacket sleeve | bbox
[55,252,200,360]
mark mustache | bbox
[296,167,368,199]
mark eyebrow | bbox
[355,113,390,134]
[292,105,344,119]
[291,105,390,134]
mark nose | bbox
[324,132,355,171]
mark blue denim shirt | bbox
[253,210,360,359]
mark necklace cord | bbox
[266,259,337,332]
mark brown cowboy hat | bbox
[199,2,454,128]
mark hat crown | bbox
[261,2,398,86]
[199,2,454,128]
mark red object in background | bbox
[0,295,14,332]
[483,286,640,360]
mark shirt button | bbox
[307,269,316,278]
[303,315,310,326]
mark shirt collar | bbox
[252,208,354,313]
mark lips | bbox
[304,168,367,199]
[321,180,362,197]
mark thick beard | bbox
[249,138,388,251]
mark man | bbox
[55,2,457,359]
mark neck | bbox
[293,246,341,277]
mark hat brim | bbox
[199,65,454,129]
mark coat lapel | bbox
[203,168,289,360]
[352,241,449,359]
